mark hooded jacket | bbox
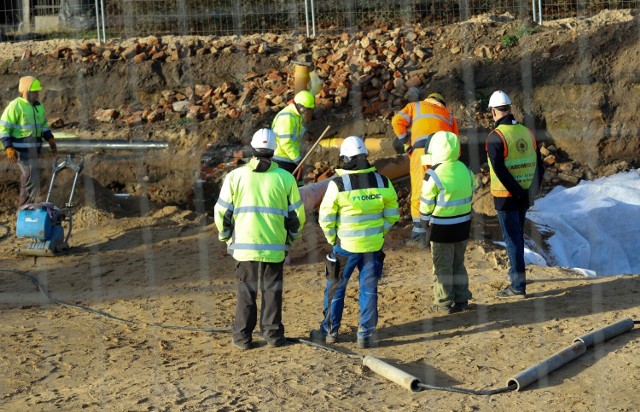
[419,131,476,243]
[0,76,53,158]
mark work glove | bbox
[6,147,18,164]
[48,137,57,154]
[392,138,406,154]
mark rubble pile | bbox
[23,26,503,128]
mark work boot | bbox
[453,301,471,312]
[266,336,287,348]
[429,304,459,314]
[231,338,253,350]
[309,329,338,344]
[357,335,377,349]
[496,287,527,299]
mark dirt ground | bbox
[0,9,639,412]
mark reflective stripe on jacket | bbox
[419,131,475,243]
[0,97,51,154]
[488,124,537,197]
[214,157,306,262]
[391,98,459,149]
[319,167,399,253]
[271,104,303,164]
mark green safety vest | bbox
[214,158,306,262]
[488,124,538,197]
[419,131,475,225]
[0,97,51,152]
[271,104,303,164]
[319,167,399,253]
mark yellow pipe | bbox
[319,137,384,152]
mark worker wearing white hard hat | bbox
[311,136,399,349]
[485,91,544,299]
[214,128,306,350]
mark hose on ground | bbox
[1,268,231,333]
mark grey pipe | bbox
[363,356,422,392]
[509,318,635,391]
[574,317,634,348]
[508,341,586,391]
[53,139,169,151]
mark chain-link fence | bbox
[0,0,638,40]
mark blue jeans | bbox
[497,208,527,293]
[321,245,384,340]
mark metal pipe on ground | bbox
[508,318,635,391]
[51,139,169,151]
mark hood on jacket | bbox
[19,76,39,99]
[422,131,460,165]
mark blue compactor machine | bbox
[15,154,84,256]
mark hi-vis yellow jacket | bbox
[319,167,399,253]
[0,97,52,155]
[214,158,306,262]
[271,103,304,165]
[419,131,475,243]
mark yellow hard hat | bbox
[427,92,445,105]
[29,78,42,92]
[293,90,315,109]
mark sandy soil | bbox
[0,8,639,411]
[0,200,638,411]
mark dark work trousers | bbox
[233,260,285,345]
[17,158,42,207]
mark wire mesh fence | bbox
[0,0,637,40]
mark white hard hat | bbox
[250,128,277,151]
[340,136,368,158]
[488,90,512,109]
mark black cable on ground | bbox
[0,268,230,333]
[418,382,517,395]
[5,268,636,396]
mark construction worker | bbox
[1,76,57,207]
[486,91,544,299]
[214,128,306,350]
[271,90,315,175]
[420,131,475,314]
[391,92,459,248]
[311,136,399,349]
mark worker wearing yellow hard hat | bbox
[1,76,57,206]
[271,90,315,176]
[391,91,459,249]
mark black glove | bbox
[392,138,406,155]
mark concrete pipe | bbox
[573,317,634,349]
[509,318,636,391]
[363,356,422,392]
[508,341,586,391]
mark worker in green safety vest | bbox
[214,128,306,350]
[1,76,57,206]
[419,131,476,314]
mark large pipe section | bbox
[52,139,169,151]
[573,317,634,348]
[508,318,635,391]
[297,154,410,212]
[363,356,422,392]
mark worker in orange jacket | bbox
[391,92,459,248]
